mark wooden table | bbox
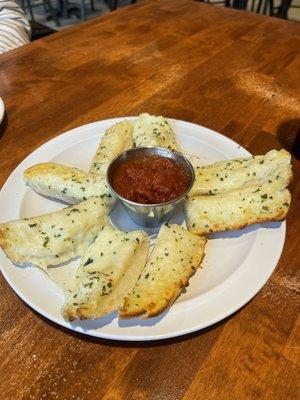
[0,1,299,398]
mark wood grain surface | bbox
[0,0,299,399]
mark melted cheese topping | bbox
[186,183,291,235]
[90,120,133,175]
[24,163,113,207]
[63,225,149,320]
[133,113,180,151]
[120,224,206,318]
[189,149,292,197]
[0,198,108,270]
[186,149,292,235]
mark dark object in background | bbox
[20,0,60,25]
[293,131,300,160]
[30,21,57,41]
[109,0,136,11]
[194,0,293,19]
[277,119,300,161]
[276,0,292,18]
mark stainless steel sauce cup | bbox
[106,147,195,227]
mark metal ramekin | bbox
[106,147,195,227]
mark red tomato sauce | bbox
[111,155,189,204]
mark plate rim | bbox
[0,117,286,341]
[0,97,4,125]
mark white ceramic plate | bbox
[0,118,285,341]
[0,97,4,124]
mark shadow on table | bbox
[277,118,300,160]
[0,112,8,139]
[207,220,281,240]
[27,222,284,346]
[30,301,249,348]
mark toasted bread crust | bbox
[190,211,288,236]
[186,149,292,235]
[119,225,206,319]
[24,162,112,206]
[186,187,291,235]
[189,149,292,198]
[120,249,206,319]
[133,113,181,151]
[62,227,149,321]
[0,198,108,270]
[90,120,133,175]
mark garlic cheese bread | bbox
[90,120,133,175]
[133,113,181,151]
[186,183,291,235]
[24,163,113,206]
[189,149,292,198]
[119,224,206,319]
[63,225,149,321]
[186,149,292,235]
[0,198,108,270]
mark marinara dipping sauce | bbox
[111,155,190,204]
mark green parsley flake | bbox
[43,236,50,247]
[83,258,93,266]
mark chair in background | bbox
[195,0,294,18]
[255,0,274,15]
[109,0,136,11]
[196,0,231,6]
[252,0,294,17]
[19,0,60,25]
[275,0,293,18]
[61,0,96,21]
[81,0,96,20]
[20,0,60,26]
